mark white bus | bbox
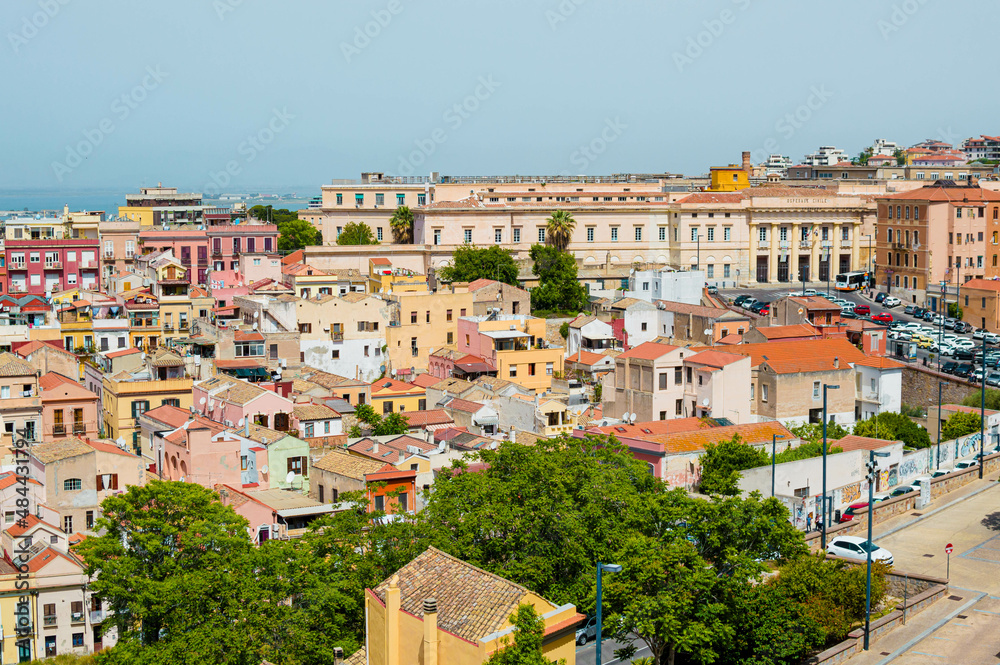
[835,271,870,291]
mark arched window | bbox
[63,478,81,491]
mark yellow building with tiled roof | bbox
[353,546,582,665]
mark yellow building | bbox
[707,165,751,192]
[102,370,193,454]
[0,561,36,664]
[386,284,476,374]
[459,315,564,392]
[355,546,581,665]
[371,378,426,415]
[123,291,161,351]
[56,301,94,353]
[368,257,426,294]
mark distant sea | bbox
[0,188,315,217]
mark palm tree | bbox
[389,206,414,244]
[545,210,576,251]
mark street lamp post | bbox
[936,381,945,470]
[981,328,986,480]
[863,449,891,651]
[595,562,622,665]
[864,233,873,280]
[822,383,841,549]
[771,433,786,498]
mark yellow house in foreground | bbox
[102,369,193,454]
[351,546,581,665]
[370,378,426,415]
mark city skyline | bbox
[2,0,995,194]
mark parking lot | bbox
[718,285,1000,384]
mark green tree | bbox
[336,221,379,245]
[852,412,931,448]
[438,244,519,285]
[354,403,379,426]
[772,440,844,465]
[559,321,570,338]
[604,536,731,665]
[75,481,280,664]
[374,412,410,436]
[545,210,576,252]
[894,148,906,166]
[249,205,300,225]
[942,410,981,440]
[593,383,602,404]
[853,148,872,166]
[389,206,414,243]
[948,302,963,320]
[278,218,323,252]
[787,421,850,446]
[486,604,564,665]
[528,244,589,316]
[421,435,666,607]
[718,579,823,665]
[698,434,769,496]
[962,389,1000,411]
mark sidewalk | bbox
[845,591,983,665]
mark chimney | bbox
[372,442,379,454]
[385,575,401,665]
[423,598,439,665]
[742,151,752,173]
[398,450,405,464]
[244,419,250,437]
[833,356,840,369]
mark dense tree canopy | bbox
[942,410,981,440]
[438,244,519,285]
[528,244,589,316]
[853,411,931,448]
[962,388,1000,411]
[249,205,300,225]
[336,221,379,245]
[277,218,323,252]
[485,604,564,665]
[697,434,769,496]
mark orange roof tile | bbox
[648,421,794,455]
[567,349,612,366]
[618,341,678,360]
[590,417,712,438]
[723,338,868,374]
[684,350,746,369]
[961,278,1000,292]
[754,323,821,339]
[830,435,900,452]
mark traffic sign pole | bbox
[945,543,953,579]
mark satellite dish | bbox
[621,412,629,422]
[702,398,710,407]
[252,322,258,330]
[703,328,713,336]
[199,397,206,405]
[253,311,259,318]
[260,465,269,475]
[285,471,295,484]
[237,417,244,426]
[179,476,186,482]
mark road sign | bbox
[945,543,953,554]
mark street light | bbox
[596,561,622,665]
[863,449,891,651]
[936,381,946,470]
[771,433,786,498]
[981,324,987,480]
[821,383,841,549]
[864,233,873,282]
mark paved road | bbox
[575,635,651,665]
[850,481,1000,664]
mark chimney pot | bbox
[423,598,438,614]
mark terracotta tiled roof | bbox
[293,404,340,421]
[348,435,435,461]
[723,338,868,374]
[0,352,36,377]
[0,471,42,491]
[373,546,531,642]
[648,421,794,454]
[787,295,841,310]
[830,435,900,452]
[883,184,1000,203]
[654,300,731,318]
[31,437,93,463]
[16,340,74,359]
[684,350,746,369]
[618,342,678,361]
[717,333,743,345]
[961,278,1000,292]
[590,417,713,438]
[409,373,441,389]
[852,356,905,370]
[371,378,424,396]
[5,514,62,538]
[567,349,612,366]
[39,372,98,401]
[150,348,184,367]
[198,375,270,406]
[402,409,454,427]
[233,330,265,342]
[439,396,485,414]
[230,422,288,445]
[106,348,142,359]
[143,405,194,429]
[312,449,384,480]
[753,323,821,339]
[467,278,498,291]
[941,404,1000,417]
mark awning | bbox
[473,415,500,426]
[223,366,270,379]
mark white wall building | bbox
[852,357,903,420]
[802,146,850,166]
[626,269,705,304]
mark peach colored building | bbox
[877,181,1000,307]
[193,374,295,431]
[456,314,563,392]
[40,372,100,442]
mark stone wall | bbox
[901,364,977,410]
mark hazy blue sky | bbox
[2,0,993,194]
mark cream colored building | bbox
[296,293,392,381]
[385,285,475,374]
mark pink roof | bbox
[106,347,142,359]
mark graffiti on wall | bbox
[841,482,861,505]
[897,454,924,483]
[958,432,981,459]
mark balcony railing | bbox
[80,260,99,269]
[53,424,66,436]
[331,331,344,341]
[43,615,57,626]
[71,611,85,625]
[73,424,86,435]
[90,610,105,623]
[44,262,63,270]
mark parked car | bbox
[955,321,972,333]
[875,292,888,304]
[986,332,1000,344]
[931,315,946,326]
[985,372,1000,387]
[903,305,917,315]
[804,288,818,296]
[841,310,859,319]
[838,500,881,523]
[854,304,871,316]
[889,484,920,498]
[576,615,597,645]
[872,313,893,323]
[734,295,751,307]
[914,307,927,317]
[930,469,950,478]
[750,301,768,314]
[743,297,759,310]
[954,459,979,471]
[883,296,902,308]
[922,311,937,322]
[954,362,975,377]
[706,285,718,295]
[942,361,958,374]
[757,306,771,316]
[827,536,893,565]
[974,328,987,340]
[944,317,958,330]
[841,301,856,311]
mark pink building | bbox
[207,269,250,308]
[138,228,210,285]
[194,374,295,431]
[6,239,100,295]
[238,252,283,284]
[158,415,244,487]
[207,223,279,273]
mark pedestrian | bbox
[806,512,812,532]
[816,514,824,533]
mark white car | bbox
[883,296,901,307]
[985,332,1000,344]
[841,301,856,311]
[974,328,987,340]
[827,536,893,565]
[804,289,818,296]
[952,338,975,348]
[954,459,979,470]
